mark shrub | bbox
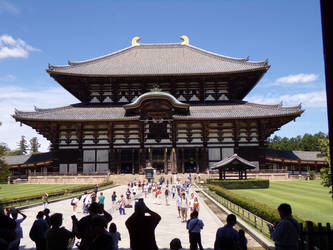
[206,179,269,189]
[208,184,304,225]
[308,170,316,180]
[0,181,113,207]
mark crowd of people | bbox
[0,174,301,250]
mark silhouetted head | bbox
[89,202,101,214]
[226,214,237,226]
[170,238,182,250]
[109,222,117,233]
[44,208,50,216]
[239,229,245,238]
[91,215,107,229]
[278,203,292,218]
[134,200,146,215]
[36,211,44,219]
[191,210,199,219]
[49,213,62,228]
[11,209,18,219]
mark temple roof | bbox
[47,43,269,77]
[13,101,303,121]
[265,149,327,162]
[2,152,53,167]
[211,154,256,169]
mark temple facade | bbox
[13,36,303,175]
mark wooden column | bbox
[195,148,200,174]
[132,148,135,174]
[298,160,301,175]
[149,148,152,165]
[181,148,185,174]
[164,148,168,174]
[116,149,121,174]
[219,169,222,180]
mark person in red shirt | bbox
[125,199,161,250]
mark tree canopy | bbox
[267,132,328,151]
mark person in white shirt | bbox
[189,193,195,212]
[180,193,188,222]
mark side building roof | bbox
[265,149,327,162]
[47,43,269,77]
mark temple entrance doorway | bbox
[184,149,197,173]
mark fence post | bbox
[305,221,314,250]
[327,223,332,250]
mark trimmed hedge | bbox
[0,181,113,207]
[208,184,304,225]
[206,178,269,189]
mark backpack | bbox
[71,198,75,206]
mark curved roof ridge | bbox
[246,102,302,110]
[15,105,74,115]
[48,45,134,70]
[185,44,269,66]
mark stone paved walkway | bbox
[18,185,260,249]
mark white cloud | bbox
[246,91,327,108]
[0,35,40,59]
[0,74,16,81]
[275,73,318,85]
[0,0,19,15]
[0,85,78,152]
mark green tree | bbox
[0,142,11,183]
[17,136,28,155]
[29,137,40,153]
[318,138,331,195]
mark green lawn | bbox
[232,180,333,224]
[0,184,82,199]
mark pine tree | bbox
[29,137,40,153]
[17,136,28,155]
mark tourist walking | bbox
[176,193,182,218]
[165,186,170,206]
[29,211,49,250]
[111,191,117,208]
[187,210,204,250]
[193,197,200,212]
[172,185,177,199]
[71,196,81,215]
[269,203,300,250]
[180,193,188,222]
[189,193,195,212]
[42,193,49,209]
[126,199,161,250]
[117,194,126,215]
[214,214,240,250]
[98,192,105,210]
[109,222,121,250]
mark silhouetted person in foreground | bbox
[0,207,17,250]
[29,211,49,250]
[186,210,204,250]
[238,229,247,250]
[90,216,114,250]
[214,214,240,250]
[269,203,300,250]
[46,213,76,250]
[125,199,161,250]
[76,202,112,250]
[170,238,182,250]
[11,209,27,250]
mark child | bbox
[109,223,121,250]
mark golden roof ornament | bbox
[180,35,189,45]
[132,36,141,46]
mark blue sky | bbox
[0,0,327,152]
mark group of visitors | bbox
[0,174,301,250]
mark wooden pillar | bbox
[132,149,135,174]
[149,148,152,165]
[181,148,185,174]
[139,148,143,174]
[315,161,318,173]
[298,160,301,175]
[195,148,199,174]
[219,169,222,180]
[245,169,247,180]
[164,148,168,174]
[223,169,226,180]
[116,149,121,174]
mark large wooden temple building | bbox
[13,36,303,175]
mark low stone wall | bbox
[24,172,289,184]
[27,175,109,184]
